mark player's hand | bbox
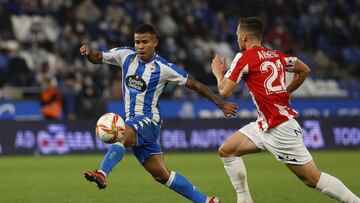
[211,55,226,79]
[80,44,102,64]
[80,44,94,56]
[221,102,238,118]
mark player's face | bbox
[237,25,246,51]
[134,33,158,61]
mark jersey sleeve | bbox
[163,63,188,86]
[225,53,249,83]
[102,46,135,67]
[279,52,298,72]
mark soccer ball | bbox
[95,113,125,143]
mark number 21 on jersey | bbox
[260,59,286,95]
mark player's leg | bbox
[99,124,136,175]
[84,122,137,189]
[219,130,261,157]
[263,119,360,202]
[219,123,262,203]
[126,116,218,202]
[287,159,360,202]
[142,154,218,203]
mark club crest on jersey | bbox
[149,64,156,72]
[126,75,147,93]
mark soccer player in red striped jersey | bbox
[211,17,360,203]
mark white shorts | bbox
[240,118,312,165]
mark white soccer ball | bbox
[96,113,125,143]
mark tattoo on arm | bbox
[185,76,223,109]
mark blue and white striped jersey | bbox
[102,47,188,124]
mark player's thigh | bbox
[142,154,170,180]
[286,160,321,188]
[219,130,261,157]
[121,124,137,147]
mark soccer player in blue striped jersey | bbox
[80,24,237,203]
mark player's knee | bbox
[218,145,235,157]
[218,146,226,157]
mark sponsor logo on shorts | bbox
[278,155,298,162]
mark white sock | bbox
[98,170,107,177]
[316,172,360,203]
[165,171,176,187]
[221,157,253,203]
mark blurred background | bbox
[0,0,359,154]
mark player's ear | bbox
[153,38,158,48]
[241,33,246,42]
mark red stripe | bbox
[112,114,119,129]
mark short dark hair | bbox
[238,17,264,39]
[134,24,156,35]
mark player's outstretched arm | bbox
[286,59,311,95]
[80,44,103,64]
[185,76,237,117]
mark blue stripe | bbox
[155,56,187,77]
[122,53,136,100]
[143,63,161,120]
[129,60,146,117]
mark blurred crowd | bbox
[0,0,359,119]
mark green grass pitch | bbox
[0,151,359,203]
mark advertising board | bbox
[0,118,359,155]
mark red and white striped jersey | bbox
[225,46,298,131]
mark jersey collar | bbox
[138,53,157,64]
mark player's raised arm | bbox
[211,55,237,98]
[185,75,237,117]
[286,59,311,95]
[80,44,103,64]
